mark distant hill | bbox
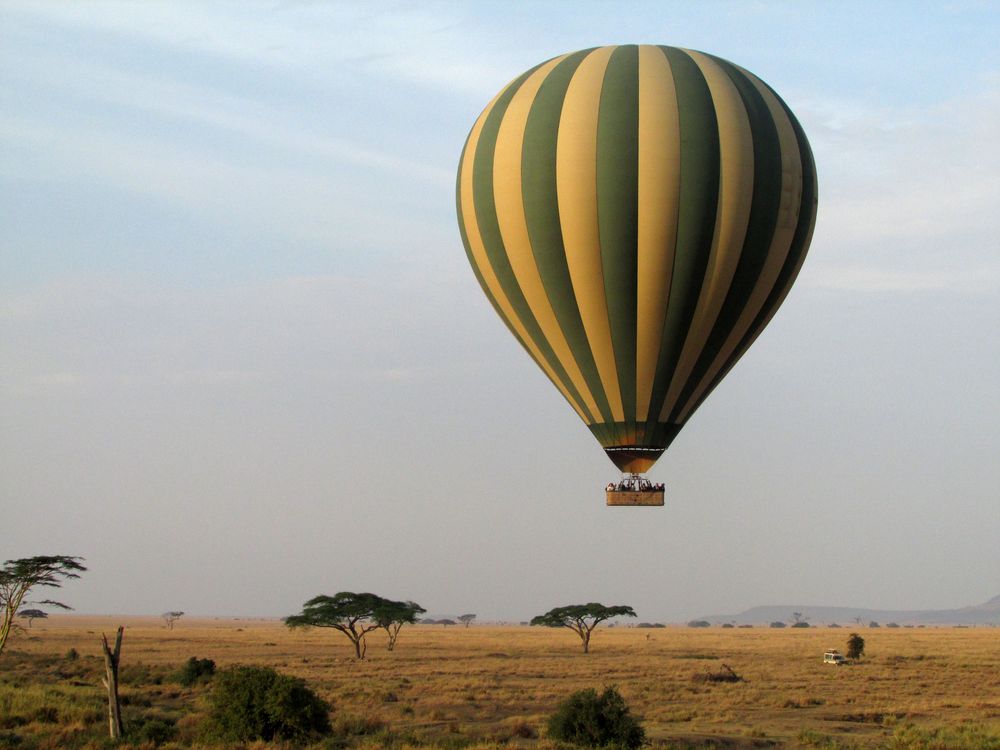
[702,594,1000,626]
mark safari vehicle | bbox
[823,650,848,664]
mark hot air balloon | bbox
[455,45,817,506]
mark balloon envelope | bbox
[456,45,817,473]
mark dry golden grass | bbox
[4,615,1000,748]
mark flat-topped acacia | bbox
[530,603,636,653]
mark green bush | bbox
[175,656,216,686]
[203,665,331,741]
[547,686,644,749]
[847,633,865,660]
[132,715,178,746]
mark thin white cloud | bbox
[0,271,470,395]
[4,48,452,187]
[799,82,1000,293]
[0,111,443,253]
[4,1,517,97]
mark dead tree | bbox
[100,626,125,739]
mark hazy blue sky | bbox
[2,1,998,622]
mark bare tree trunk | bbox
[582,632,590,654]
[351,634,369,659]
[0,587,27,658]
[100,626,125,740]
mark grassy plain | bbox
[2,616,1000,749]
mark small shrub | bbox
[847,633,865,660]
[132,715,179,746]
[176,656,216,686]
[692,664,743,684]
[784,697,825,708]
[202,665,331,741]
[547,686,644,749]
[64,648,79,660]
[686,620,711,628]
[769,621,786,628]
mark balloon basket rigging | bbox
[606,474,665,507]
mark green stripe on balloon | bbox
[684,87,817,421]
[668,55,785,422]
[643,46,720,439]
[520,50,614,426]
[596,44,640,438]
[456,140,536,366]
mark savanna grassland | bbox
[2,616,1000,750]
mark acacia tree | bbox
[458,614,476,628]
[1,556,86,658]
[18,609,47,628]
[373,599,425,651]
[530,603,636,653]
[162,611,184,630]
[285,592,385,659]
[847,632,865,660]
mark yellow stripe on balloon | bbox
[635,45,681,423]
[491,55,603,422]
[555,46,625,423]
